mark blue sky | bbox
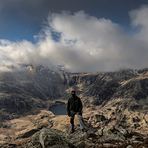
[0,0,148,42]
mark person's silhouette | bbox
[67,89,85,133]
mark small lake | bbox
[49,102,67,115]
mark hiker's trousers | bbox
[69,111,85,129]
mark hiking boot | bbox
[81,128,87,132]
[70,128,75,133]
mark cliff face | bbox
[68,69,148,106]
[0,65,66,99]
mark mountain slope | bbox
[0,67,148,147]
[0,65,68,120]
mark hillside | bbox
[0,66,148,147]
[0,65,67,121]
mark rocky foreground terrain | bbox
[0,66,148,147]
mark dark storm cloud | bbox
[0,0,148,41]
[0,0,92,40]
[1,0,148,26]
[0,0,87,20]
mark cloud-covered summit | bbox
[0,5,148,72]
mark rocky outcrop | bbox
[114,78,148,99]
[26,128,75,148]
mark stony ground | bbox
[0,106,148,148]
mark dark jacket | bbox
[67,96,83,115]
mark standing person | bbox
[67,89,85,133]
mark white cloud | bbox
[130,5,148,42]
[0,6,148,72]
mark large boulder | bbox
[26,128,75,148]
